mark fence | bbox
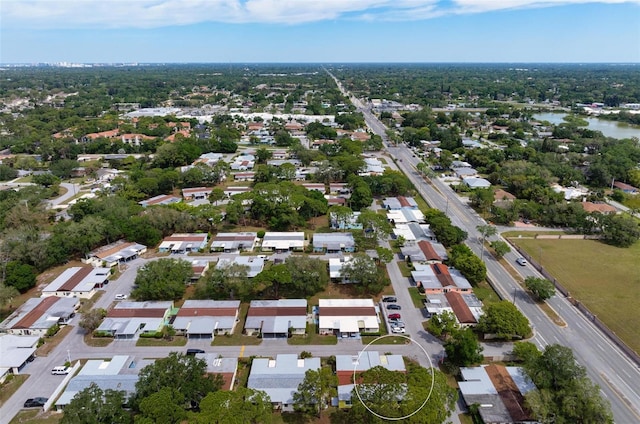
[511,244,640,366]
[42,360,82,412]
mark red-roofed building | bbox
[445,292,477,325]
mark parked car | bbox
[387,304,401,310]
[186,349,205,356]
[388,313,401,320]
[23,397,48,408]
[114,294,128,300]
[390,319,405,328]
[391,326,406,334]
[51,366,70,375]
[382,296,397,303]
[516,257,528,266]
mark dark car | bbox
[186,349,205,356]
[387,304,401,310]
[24,397,48,408]
[382,296,397,303]
[388,313,401,320]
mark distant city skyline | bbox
[1,0,639,64]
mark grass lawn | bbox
[361,335,411,345]
[136,336,187,347]
[396,261,413,278]
[473,282,502,306]
[288,324,337,345]
[511,238,640,353]
[212,333,263,346]
[10,410,62,424]
[36,325,74,357]
[408,287,425,308]
[83,334,114,347]
[501,230,566,238]
[0,375,28,406]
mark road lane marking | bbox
[239,345,245,358]
[600,373,640,421]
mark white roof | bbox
[262,232,305,249]
[216,256,265,277]
[0,334,38,367]
[463,177,492,189]
[43,266,110,293]
[319,299,375,308]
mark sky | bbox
[1,0,639,63]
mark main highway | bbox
[328,72,640,423]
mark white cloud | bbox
[1,0,638,29]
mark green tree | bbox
[447,244,486,285]
[426,311,459,340]
[253,263,291,298]
[32,173,61,187]
[601,214,640,247]
[0,165,18,181]
[79,308,107,333]
[135,387,186,424]
[444,328,483,367]
[4,261,37,292]
[476,224,497,259]
[195,262,250,300]
[0,282,19,308]
[208,187,225,205]
[375,246,394,264]
[255,147,273,164]
[283,256,329,297]
[189,388,272,424]
[60,383,131,424]
[489,240,511,259]
[357,209,392,240]
[134,352,223,411]
[477,300,531,339]
[131,258,192,301]
[524,277,555,301]
[293,368,338,418]
[341,254,388,293]
[329,205,353,231]
[512,341,541,365]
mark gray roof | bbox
[0,297,79,331]
[249,299,307,308]
[383,197,402,209]
[216,256,264,278]
[196,353,238,374]
[313,233,355,249]
[245,316,306,333]
[173,316,236,334]
[43,267,110,293]
[181,300,241,309]
[101,243,146,264]
[57,375,139,406]
[0,334,38,368]
[336,351,406,373]
[248,354,321,405]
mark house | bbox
[244,299,307,338]
[302,183,326,192]
[462,177,492,189]
[158,233,208,253]
[329,183,350,196]
[411,263,472,295]
[445,291,480,325]
[359,158,384,176]
[493,189,516,203]
[0,334,39,383]
[224,186,251,197]
[424,292,483,324]
[401,240,443,264]
[248,354,321,411]
[96,301,173,339]
[383,196,418,210]
[581,202,617,214]
[335,351,406,408]
[318,299,379,337]
[41,267,110,299]
[83,241,147,268]
[0,297,79,336]
[330,211,362,230]
[459,365,535,424]
[387,208,425,225]
[454,167,478,178]
[392,223,436,244]
[327,197,347,206]
[613,181,638,194]
[261,232,306,252]
[216,256,265,278]
[328,256,354,282]
[210,232,258,253]
[189,260,210,281]
[233,172,255,182]
[172,300,240,339]
[196,353,239,390]
[182,187,213,200]
[312,233,356,253]
[138,194,182,208]
[56,356,150,409]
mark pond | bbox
[533,112,640,140]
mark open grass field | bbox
[510,238,640,353]
[10,410,62,424]
[0,375,28,406]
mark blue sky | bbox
[1,0,639,63]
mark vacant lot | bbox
[510,238,640,353]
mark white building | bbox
[318,299,379,337]
[41,267,110,299]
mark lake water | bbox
[533,113,640,140]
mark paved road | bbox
[47,182,81,207]
[327,71,640,423]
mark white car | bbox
[51,366,70,375]
[516,257,528,266]
[391,326,405,334]
[114,294,128,300]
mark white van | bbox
[51,366,70,375]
